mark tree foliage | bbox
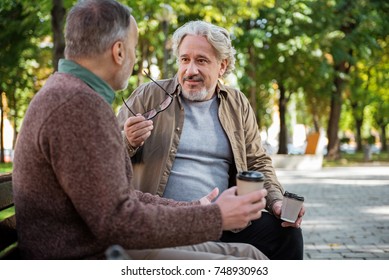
[1,0,388,160]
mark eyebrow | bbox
[180,54,211,60]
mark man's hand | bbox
[272,200,306,228]
[215,187,267,231]
[124,115,153,148]
[199,188,219,205]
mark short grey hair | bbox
[64,0,132,59]
[172,20,236,77]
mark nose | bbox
[185,61,199,76]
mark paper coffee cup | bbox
[236,171,265,195]
[281,191,304,223]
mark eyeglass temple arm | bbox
[121,96,137,116]
[143,70,173,97]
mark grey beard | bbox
[181,88,209,101]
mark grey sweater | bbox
[12,72,222,259]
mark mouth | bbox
[183,76,203,84]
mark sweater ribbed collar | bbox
[58,59,115,105]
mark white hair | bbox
[172,20,236,77]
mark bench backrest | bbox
[0,173,19,259]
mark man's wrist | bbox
[122,131,138,156]
[267,199,282,216]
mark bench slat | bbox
[0,173,18,260]
[0,215,17,252]
[0,243,19,259]
[0,173,13,211]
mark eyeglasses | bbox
[122,71,173,120]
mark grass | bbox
[323,151,389,167]
[0,162,13,174]
[0,163,14,222]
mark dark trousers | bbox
[220,211,304,260]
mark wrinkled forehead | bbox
[179,35,217,57]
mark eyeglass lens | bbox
[142,95,173,120]
[122,71,173,120]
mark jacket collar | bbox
[216,81,229,99]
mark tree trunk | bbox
[355,118,363,152]
[11,92,18,150]
[249,85,258,122]
[278,82,288,154]
[326,60,350,160]
[311,103,320,133]
[51,0,66,71]
[327,1,357,160]
[380,123,387,152]
[248,46,258,124]
[162,20,169,79]
[326,79,342,159]
[0,92,4,163]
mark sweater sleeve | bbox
[43,93,222,249]
[135,190,200,206]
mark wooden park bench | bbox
[0,173,19,259]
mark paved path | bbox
[276,165,389,260]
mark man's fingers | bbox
[124,116,153,147]
[125,117,153,131]
[199,188,220,205]
[281,216,303,228]
[250,209,263,221]
[207,188,219,202]
[125,115,145,125]
[248,196,266,214]
[223,186,237,195]
[130,130,152,142]
[299,206,306,217]
[240,188,268,204]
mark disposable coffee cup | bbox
[281,191,304,223]
[236,171,265,196]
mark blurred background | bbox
[1,0,388,171]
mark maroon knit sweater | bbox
[13,73,222,259]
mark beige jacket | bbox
[117,76,284,214]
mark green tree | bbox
[51,0,67,71]
[370,38,389,152]
[313,0,389,159]
[2,0,388,163]
[0,0,49,162]
[234,0,323,154]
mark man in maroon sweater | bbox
[12,0,268,259]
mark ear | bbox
[112,41,125,65]
[219,59,228,77]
